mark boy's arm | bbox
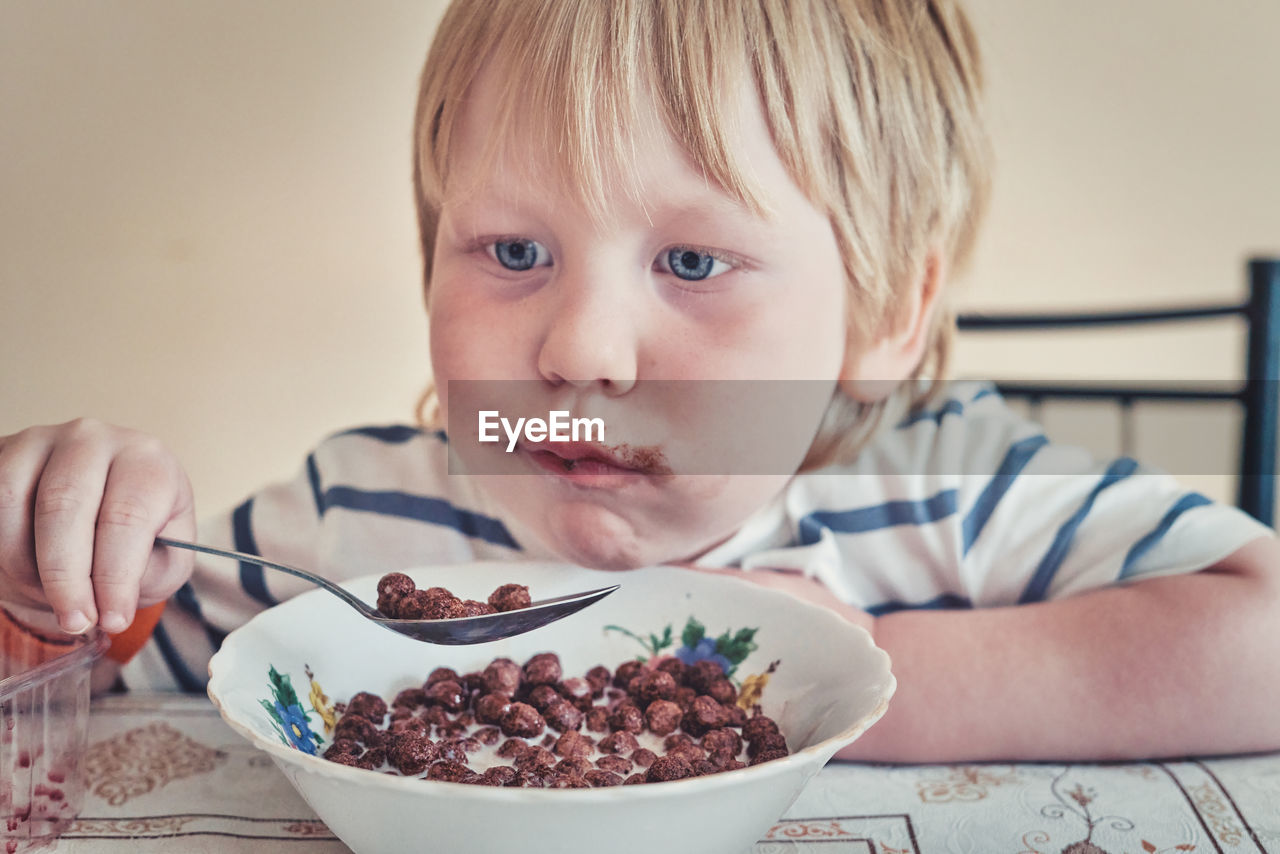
[839,534,1280,762]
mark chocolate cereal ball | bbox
[553,731,594,760]
[425,667,460,687]
[496,738,528,759]
[385,732,438,776]
[558,677,595,711]
[543,699,585,733]
[395,589,433,620]
[322,738,360,760]
[479,765,517,787]
[481,658,523,695]
[750,748,789,766]
[474,693,512,725]
[702,727,744,756]
[612,659,648,688]
[707,678,738,705]
[595,754,633,775]
[655,657,687,683]
[747,731,789,759]
[526,684,562,712]
[333,714,382,746]
[646,756,694,783]
[376,572,415,614]
[344,692,388,721]
[742,713,781,745]
[584,769,623,787]
[585,665,612,696]
[682,695,728,737]
[392,687,428,709]
[585,707,610,733]
[644,700,684,737]
[488,583,532,612]
[500,702,546,739]
[686,659,727,693]
[388,715,428,737]
[629,747,657,768]
[607,703,645,734]
[427,760,476,783]
[632,670,678,707]
[425,679,468,713]
[597,731,639,755]
[523,653,563,686]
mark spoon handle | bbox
[155,536,379,618]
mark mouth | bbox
[521,441,674,478]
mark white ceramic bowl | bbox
[207,562,894,854]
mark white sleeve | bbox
[950,392,1273,606]
[703,382,1274,617]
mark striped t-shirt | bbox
[122,381,1272,691]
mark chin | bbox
[539,504,668,571]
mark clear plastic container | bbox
[1,606,108,853]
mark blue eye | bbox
[663,248,731,281]
[490,239,549,271]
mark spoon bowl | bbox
[155,537,618,644]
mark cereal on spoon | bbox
[375,572,532,620]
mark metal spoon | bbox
[155,537,619,645]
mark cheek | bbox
[731,285,848,382]
[427,281,514,389]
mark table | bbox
[37,693,1280,853]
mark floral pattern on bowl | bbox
[260,666,323,755]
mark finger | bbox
[92,442,194,629]
[0,428,56,600]
[140,503,197,608]
[32,423,115,632]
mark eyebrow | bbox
[444,189,773,232]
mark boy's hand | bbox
[682,565,876,635]
[0,419,196,635]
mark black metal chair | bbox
[957,257,1279,527]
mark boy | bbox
[1,0,1277,763]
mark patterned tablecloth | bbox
[29,693,1280,853]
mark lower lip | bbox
[525,449,649,485]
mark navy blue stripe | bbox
[321,486,521,550]
[150,620,207,693]
[797,489,958,546]
[233,498,279,607]
[306,453,325,516]
[173,582,229,651]
[335,425,426,444]
[898,398,965,429]
[962,434,1051,555]
[1018,457,1139,604]
[1120,492,1213,578]
[896,383,998,429]
[867,593,972,617]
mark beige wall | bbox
[3,1,1277,516]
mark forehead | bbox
[442,58,779,223]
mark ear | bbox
[838,251,945,403]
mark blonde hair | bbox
[412,0,992,468]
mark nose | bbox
[536,264,639,394]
